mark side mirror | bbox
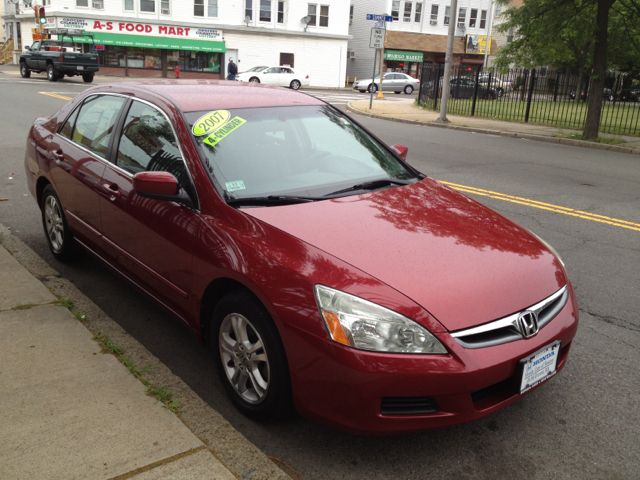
[24,46,31,51]
[133,171,197,209]
[392,144,408,161]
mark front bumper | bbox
[287,286,579,434]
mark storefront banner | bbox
[465,35,491,55]
[53,17,223,41]
[384,50,423,62]
[58,31,225,53]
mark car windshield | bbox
[186,105,419,205]
[245,66,268,72]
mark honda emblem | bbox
[517,310,539,338]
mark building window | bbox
[349,4,354,24]
[495,3,501,17]
[391,1,400,21]
[308,5,317,25]
[319,5,329,27]
[161,0,170,14]
[260,0,271,21]
[307,4,328,27]
[444,6,450,25]
[458,7,466,27]
[403,2,412,22]
[124,0,134,11]
[280,52,294,67]
[507,28,513,43]
[92,0,104,8]
[245,0,252,20]
[76,0,88,6]
[140,0,154,12]
[430,4,438,24]
[278,1,285,23]
[195,0,217,17]
[480,10,487,29]
[469,9,477,27]
[208,0,218,17]
[415,3,422,22]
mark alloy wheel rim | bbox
[44,195,64,252]
[292,81,300,89]
[219,313,270,404]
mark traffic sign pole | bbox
[369,46,378,109]
[367,14,393,105]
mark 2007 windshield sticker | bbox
[192,110,231,136]
[203,117,247,147]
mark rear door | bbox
[99,99,198,320]
[279,67,295,87]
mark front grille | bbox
[451,286,568,349]
[380,396,439,415]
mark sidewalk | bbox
[348,98,640,155]
[0,223,289,480]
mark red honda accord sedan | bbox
[25,81,578,434]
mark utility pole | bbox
[483,1,495,69]
[438,0,458,122]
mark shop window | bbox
[415,3,422,23]
[391,1,400,21]
[260,0,271,22]
[170,51,221,73]
[140,0,155,13]
[280,52,294,67]
[93,0,104,9]
[480,10,487,29]
[430,4,437,25]
[161,0,170,14]
[76,0,88,6]
[124,0,134,11]
[99,46,126,67]
[443,6,450,25]
[469,9,477,28]
[403,2,412,22]
[245,0,253,20]
[278,1,285,23]
[458,8,466,28]
[127,48,161,69]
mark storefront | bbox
[383,50,424,78]
[45,17,225,78]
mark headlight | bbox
[530,231,565,269]
[314,285,447,354]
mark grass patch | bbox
[58,297,76,309]
[555,133,626,145]
[93,333,184,414]
[12,302,37,310]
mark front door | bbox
[27,41,40,69]
[262,67,281,86]
[99,99,197,321]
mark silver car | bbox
[354,72,420,94]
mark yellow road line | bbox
[39,92,72,100]
[440,181,640,232]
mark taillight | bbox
[417,79,420,83]
[306,75,309,79]
[59,55,64,61]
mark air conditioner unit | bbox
[348,51,356,60]
[430,20,437,25]
[92,1,104,8]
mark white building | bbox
[347,0,496,82]
[2,0,350,86]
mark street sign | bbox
[374,20,385,28]
[369,28,386,49]
[366,14,393,22]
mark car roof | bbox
[96,80,324,112]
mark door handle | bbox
[102,183,121,200]
[50,150,64,164]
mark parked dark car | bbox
[425,76,498,100]
[20,39,99,82]
[569,88,615,102]
[25,81,577,434]
[618,84,640,102]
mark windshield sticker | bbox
[203,117,247,147]
[225,180,246,192]
[192,110,231,136]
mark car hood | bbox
[243,178,566,332]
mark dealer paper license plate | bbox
[77,66,84,71]
[519,341,560,394]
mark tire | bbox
[211,291,293,421]
[41,185,76,262]
[290,79,301,90]
[82,73,94,83]
[47,64,59,82]
[368,83,377,93]
[496,87,504,97]
[249,77,260,83]
[20,62,31,78]
[404,85,414,94]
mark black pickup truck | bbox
[20,39,99,83]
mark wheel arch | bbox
[36,176,52,209]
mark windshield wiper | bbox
[227,195,322,207]
[324,178,414,197]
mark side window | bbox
[267,67,281,73]
[31,41,41,51]
[59,107,80,139]
[116,101,186,185]
[71,95,126,158]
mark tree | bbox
[494,0,640,139]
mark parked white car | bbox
[236,66,310,90]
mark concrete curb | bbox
[0,223,290,480]
[346,103,640,157]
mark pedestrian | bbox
[227,58,238,80]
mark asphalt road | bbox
[1,74,638,479]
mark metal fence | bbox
[418,64,640,136]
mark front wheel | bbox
[249,77,260,83]
[20,62,31,78]
[368,83,377,93]
[496,87,504,97]
[211,291,293,421]
[82,73,94,83]
[46,64,59,82]
[404,85,414,94]
[290,79,301,90]
[41,185,76,262]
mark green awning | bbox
[384,50,423,62]
[59,31,225,53]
